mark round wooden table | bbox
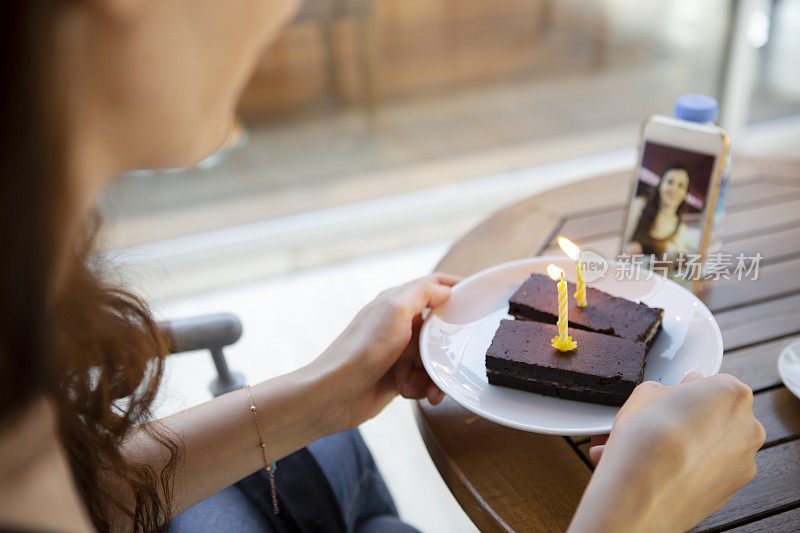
[414,158,800,532]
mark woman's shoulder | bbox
[0,398,93,533]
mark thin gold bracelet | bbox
[244,384,279,514]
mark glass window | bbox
[102,0,736,249]
[97,0,800,300]
[749,0,800,122]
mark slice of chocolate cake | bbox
[486,319,648,406]
[509,273,664,348]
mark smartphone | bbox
[621,115,731,281]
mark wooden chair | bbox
[294,0,379,120]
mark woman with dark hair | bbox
[625,165,696,258]
[0,2,764,533]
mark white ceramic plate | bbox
[778,339,800,400]
[420,256,723,435]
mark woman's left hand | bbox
[309,273,460,432]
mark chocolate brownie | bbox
[508,273,664,347]
[486,319,648,406]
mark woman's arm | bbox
[568,373,765,532]
[115,273,458,527]
[624,196,647,255]
[121,366,340,519]
[624,196,646,244]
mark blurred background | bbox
[100,1,800,531]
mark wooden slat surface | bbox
[554,176,800,243]
[724,181,800,208]
[698,256,800,312]
[544,220,800,264]
[727,507,800,532]
[546,178,800,261]
[723,196,800,239]
[722,225,800,264]
[557,206,624,242]
[715,293,800,352]
[559,179,800,247]
[692,440,800,532]
[415,159,800,532]
[752,388,800,448]
[720,337,797,392]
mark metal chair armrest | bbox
[160,312,243,354]
[158,313,245,396]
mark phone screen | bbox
[623,140,718,269]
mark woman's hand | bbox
[123,274,459,518]
[309,273,460,433]
[568,373,765,533]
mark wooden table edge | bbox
[412,159,800,532]
[413,403,515,533]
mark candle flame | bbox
[546,264,565,281]
[557,236,582,261]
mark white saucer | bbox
[419,256,723,435]
[778,339,800,400]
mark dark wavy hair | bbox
[632,164,690,246]
[1,2,180,531]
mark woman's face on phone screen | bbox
[659,168,690,210]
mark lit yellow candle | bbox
[574,259,588,307]
[557,236,588,308]
[547,264,577,352]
